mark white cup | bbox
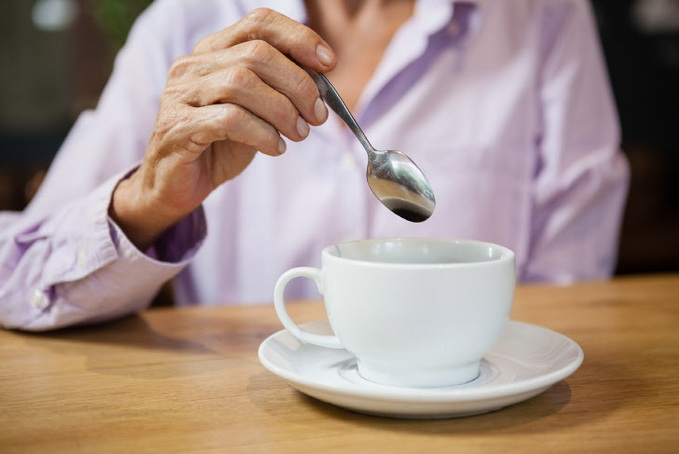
[273,238,515,388]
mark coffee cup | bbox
[273,238,515,388]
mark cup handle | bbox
[273,267,344,349]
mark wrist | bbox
[109,170,184,251]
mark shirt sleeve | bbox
[0,0,207,331]
[524,1,630,283]
[0,168,206,331]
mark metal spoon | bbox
[305,69,436,223]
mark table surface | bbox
[1,273,678,453]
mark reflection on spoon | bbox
[304,68,436,222]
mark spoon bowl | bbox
[305,69,436,222]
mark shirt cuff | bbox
[107,166,208,266]
[42,164,207,286]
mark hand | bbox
[110,8,335,249]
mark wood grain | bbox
[1,274,678,453]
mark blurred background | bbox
[1,0,678,277]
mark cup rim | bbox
[322,237,515,269]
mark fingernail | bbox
[296,116,309,138]
[277,138,286,154]
[314,98,328,123]
[316,44,334,66]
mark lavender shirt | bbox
[0,0,629,330]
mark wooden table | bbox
[1,274,678,453]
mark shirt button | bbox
[30,289,48,310]
[77,247,87,267]
[341,153,357,171]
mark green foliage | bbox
[87,0,154,49]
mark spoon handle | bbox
[304,69,375,153]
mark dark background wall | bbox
[1,0,678,276]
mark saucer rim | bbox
[258,320,584,403]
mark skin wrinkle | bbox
[181,44,314,140]
[167,55,193,81]
[244,9,278,43]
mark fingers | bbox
[159,103,287,160]
[148,7,335,196]
[194,8,336,72]
[199,103,286,157]
[171,42,325,132]
[167,8,333,143]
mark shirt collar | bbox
[238,0,308,23]
[237,1,481,39]
[237,0,482,127]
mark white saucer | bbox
[258,320,583,419]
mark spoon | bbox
[305,69,436,223]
